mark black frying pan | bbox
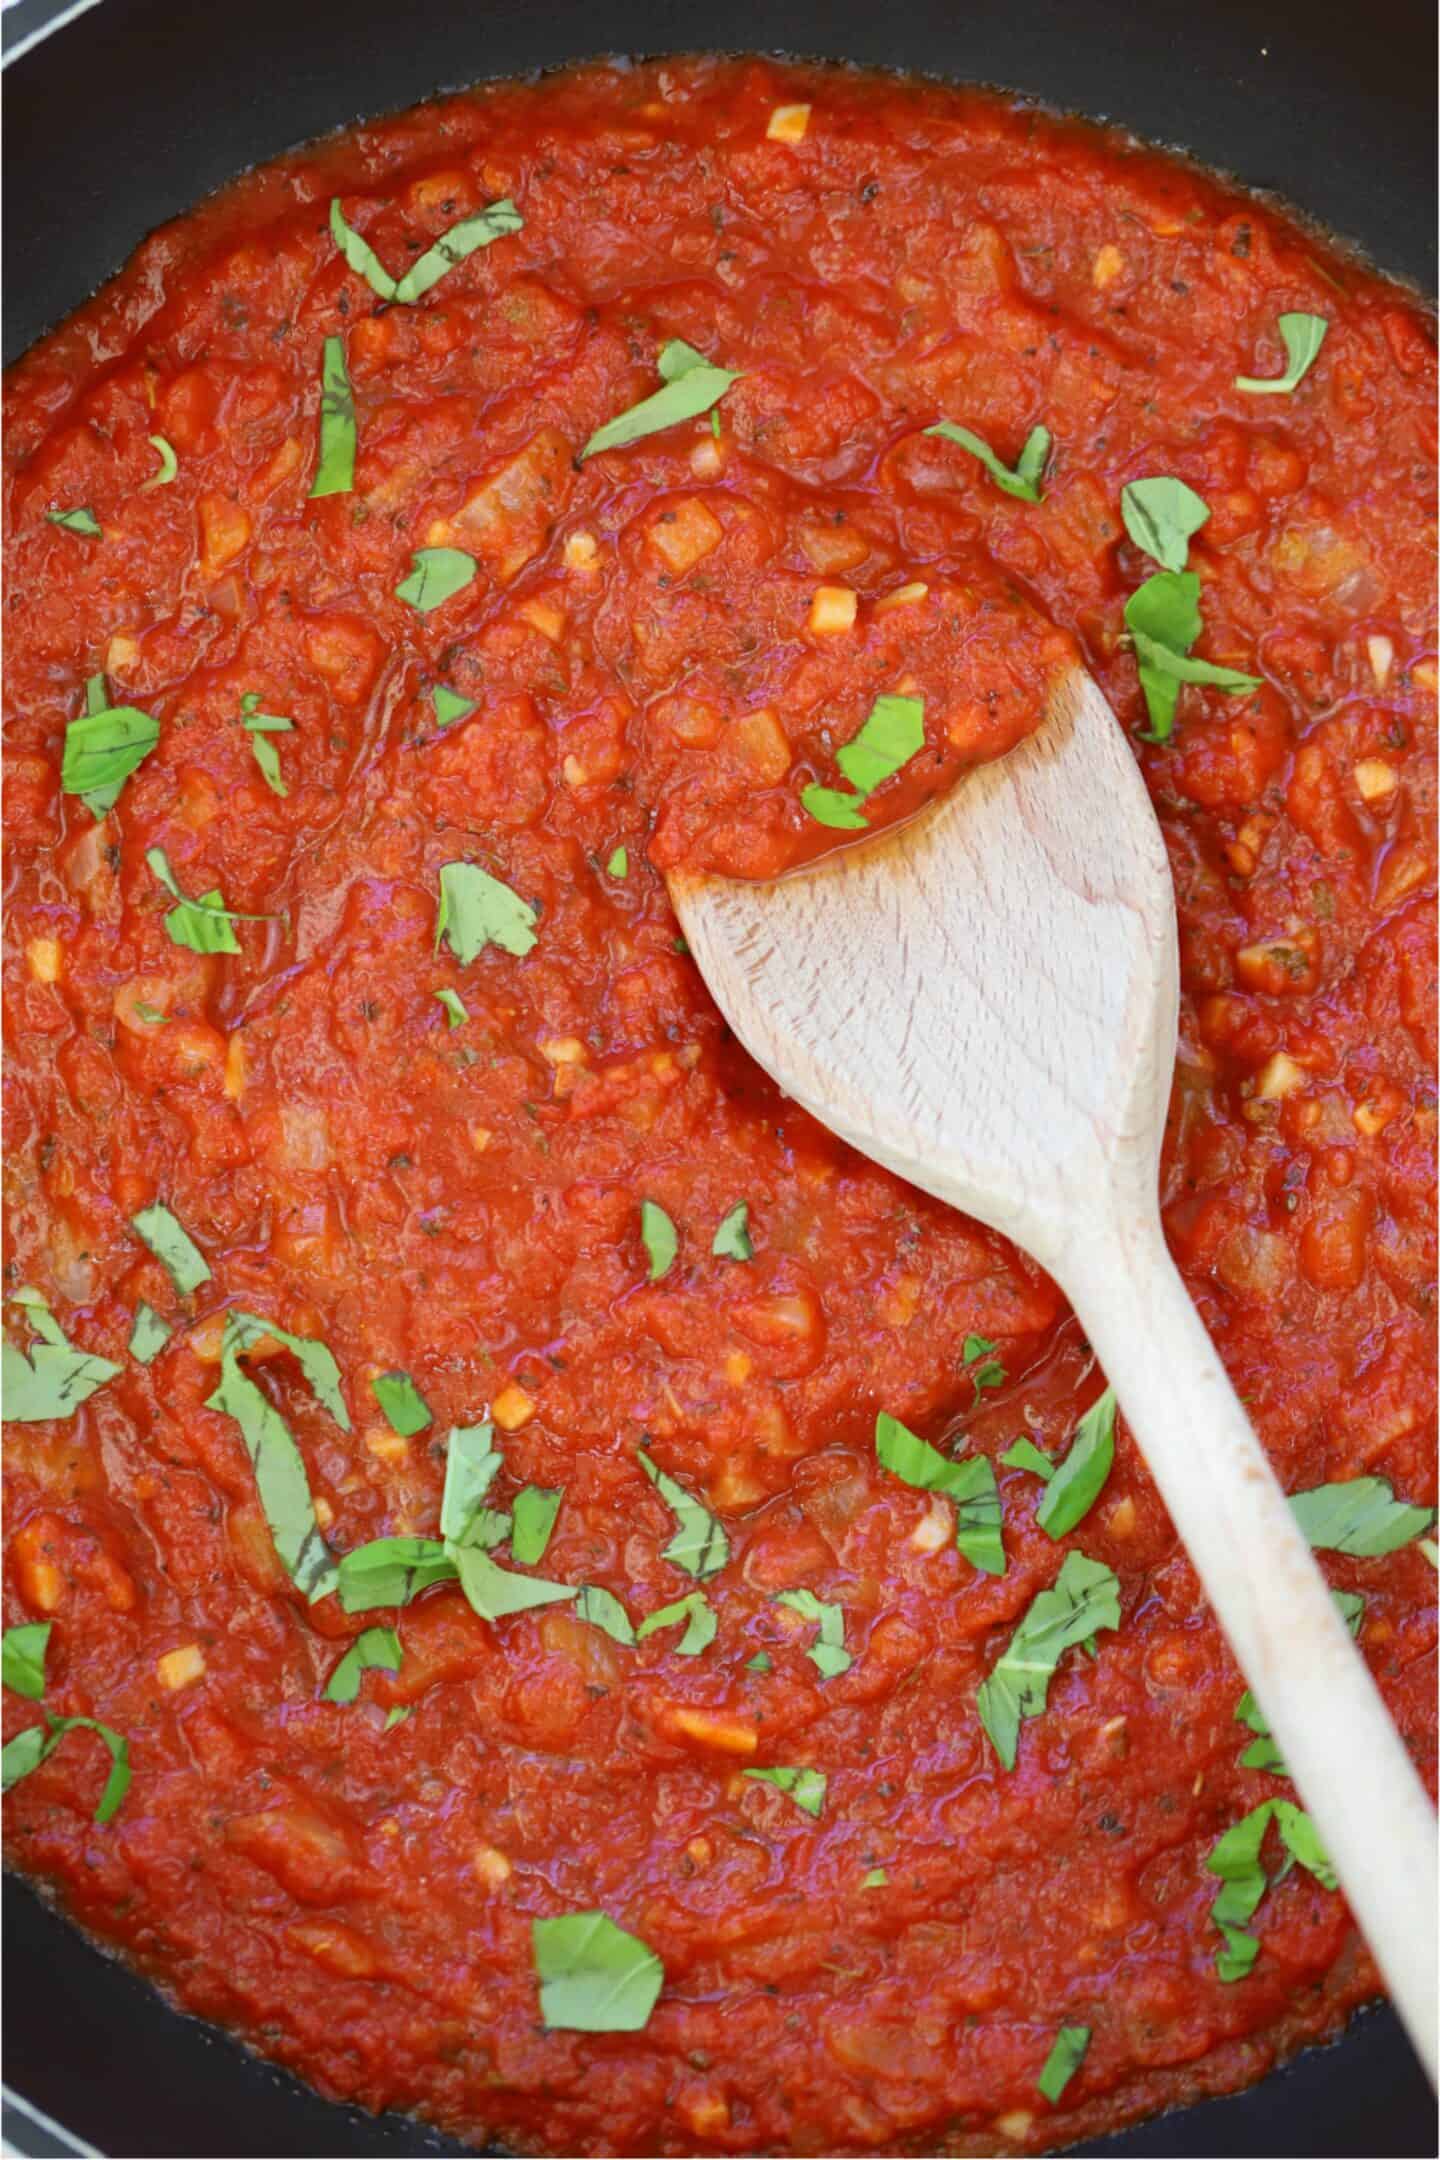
[2,1,1435,2153]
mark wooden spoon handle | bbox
[1059,1206,1437,2078]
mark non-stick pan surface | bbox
[3,1,1436,2153]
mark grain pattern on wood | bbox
[670,665,1438,2079]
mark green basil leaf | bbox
[801,784,869,830]
[1125,569,1202,654]
[1037,2024,1091,2104]
[835,693,926,799]
[131,1203,210,1296]
[336,1536,456,1613]
[637,1448,729,1578]
[1289,1477,1435,1556]
[962,1334,997,1364]
[582,341,739,460]
[977,1551,1121,1769]
[924,421,1050,504]
[61,705,159,804]
[999,1437,1055,1481]
[862,1867,888,1889]
[206,1347,337,1602]
[2,1622,52,1700]
[746,1650,772,1673]
[1271,1798,1337,1890]
[1206,1797,1336,1980]
[1130,629,1260,695]
[1120,476,1211,572]
[47,507,101,537]
[128,1302,171,1366]
[140,434,178,491]
[372,1369,432,1436]
[640,1199,678,1280]
[144,847,245,955]
[132,1002,168,1025]
[1420,1538,1439,1571]
[1,1715,130,1821]
[874,1412,1006,1574]
[384,1704,412,1730]
[434,987,469,1028]
[574,1584,636,1643]
[1134,657,1180,744]
[774,1588,851,1677]
[635,1591,716,1656]
[309,335,356,498]
[224,1309,350,1429]
[1036,1386,1116,1539]
[605,845,629,878]
[396,546,477,613]
[2,1290,121,1421]
[532,1910,664,2032]
[432,684,476,728]
[238,696,295,797]
[1234,312,1328,395]
[448,1543,573,1621]
[323,1624,402,1703]
[712,1201,753,1261]
[438,1421,501,1543]
[511,1485,562,1566]
[329,199,398,299]
[1236,1591,1362,1776]
[435,860,538,961]
[463,1507,514,1552]
[393,199,523,304]
[743,1764,827,1818]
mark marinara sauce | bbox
[3,55,1435,2159]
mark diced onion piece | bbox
[766,104,811,144]
[808,585,857,636]
[473,1843,512,1886]
[1353,758,1397,802]
[26,938,61,983]
[1255,1051,1306,1099]
[1092,244,1125,288]
[1366,634,1395,688]
[563,530,599,572]
[157,1644,206,1690]
[875,582,929,613]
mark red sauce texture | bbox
[3,54,1436,2159]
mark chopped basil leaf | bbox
[1,1714,130,1821]
[637,1448,729,1578]
[1289,1477,1435,1556]
[746,1650,773,1673]
[384,1704,412,1730]
[464,1507,513,1552]
[862,1866,888,1888]
[435,860,538,961]
[449,1544,573,1621]
[640,1199,678,1280]
[1037,2024,1091,2104]
[1234,312,1328,395]
[396,546,477,613]
[239,694,295,797]
[743,1764,827,1818]
[435,987,469,1028]
[1207,1798,1336,1979]
[801,784,869,830]
[130,1202,210,1296]
[874,1412,1006,1575]
[532,1910,664,2033]
[774,1588,851,1677]
[574,1584,636,1644]
[605,845,629,878]
[835,693,926,798]
[436,1421,501,1542]
[133,1002,168,1024]
[1420,1539,1439,1571]
[1236,1591,1362,1776]
[962,1333,996,1363]
[582,339,740,460]
[140,434,178,491]
[336,1536,456,1613]
[635,1591,717,1655]
[224,1309,350,1430]
[47,507,101,537]
[323,1624,402,1703]
[711,1200,753,1261]
[144,846,246,954]
[394,199,523,304]
[2,1622,51,1700]
[1000,1437,1055,1481]
[206,1349,337,1602]
[329,199,399,299]
[128,1302,171,1366]
[1120,476,1210,572]
[1130,629,1260,696]
[925,421,1050,503]
[61,704,159,806]
[372,1369,431,1436]
[977,1552,1121,1769]
[1036,1386,1116,1539]
[309,335,355,498]
[432,684,476,728]
[2,1289,121,1421]
[1123,572,1259,743]
[511,1485,562,1566]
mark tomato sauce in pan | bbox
[3,54,1435,2158]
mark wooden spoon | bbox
[670,664,1438,2075]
